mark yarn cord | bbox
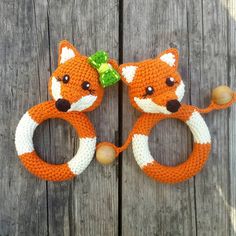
[102,93,236,157]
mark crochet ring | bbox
[97,105,212,183]
[131,106,211,183]
[15,101,96,181]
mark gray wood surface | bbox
[190,0,231,235]
[0,0,235,235]
[121,1,195,235]
[46,1,119,235]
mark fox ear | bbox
[158,48,179,69]
[58,40,80,65]
[108,59,119,71]
[119,64,138,85]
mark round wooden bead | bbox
[96,145,116,165]
[212,85,234,105]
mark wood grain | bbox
[189,0,232,235]
[225,0,236,235]
[46,0,119,235]
[121,1,196,235]
[0,0,236,235]
[0,0,49,235]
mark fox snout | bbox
[166,99,181,113]
[55,99,71,112]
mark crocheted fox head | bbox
[48,40,118,112]
[119,48,185,114]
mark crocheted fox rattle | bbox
[96,48,236,183]
[15,40,120,181]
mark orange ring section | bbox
[142,143,211,183]
[16,101,96,181]
[132,105,211,183]
[19,151,75,181]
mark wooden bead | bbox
[212,85,234,105]
[96,145,116,165]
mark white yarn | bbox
[160,53,176,67]
[122,66,137,83]
[132,110,211,168]
[134,97,171,114]
[176,80,185,102]
[68,137,96,175]
[60,47,76,64]
[51,76,62,100]
[186,111,211,144]
[132,134,154,168]
[15,111,96,176]
[15,112,38,155]
[69,95,97,112]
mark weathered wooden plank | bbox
[227,0,236,235]
[47,0,119,235]
[0,0,49,235]
[121,1,196,235]
[1,0,235,235]
[189,0,232,234]
[44,1,77,235]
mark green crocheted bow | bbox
[88,51,120,88]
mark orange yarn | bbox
[19,151,75,181]
[97,48,236,183]
[28,101,96,138]
[15,40,118,181]
[120,48,182,112]
[18,101,96,181]
[48,42,104,112]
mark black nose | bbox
[166,99,181,113]
[55,99,71,112]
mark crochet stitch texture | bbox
[97,48,236,183]
[15,40,118,181]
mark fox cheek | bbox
[50,77,62,101]
[175,80,185,101]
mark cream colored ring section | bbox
[67,137,96,175]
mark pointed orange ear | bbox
[157,48,179,69]
[58,40,80,65]
[118,64,138,85]
[108,59,119,71]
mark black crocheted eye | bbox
[81,81,91,90]
[145,86,154,95]
[166,77,175,86]
[62,75,70,84]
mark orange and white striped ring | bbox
[132,108,212,183]
[15,101,96,181]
